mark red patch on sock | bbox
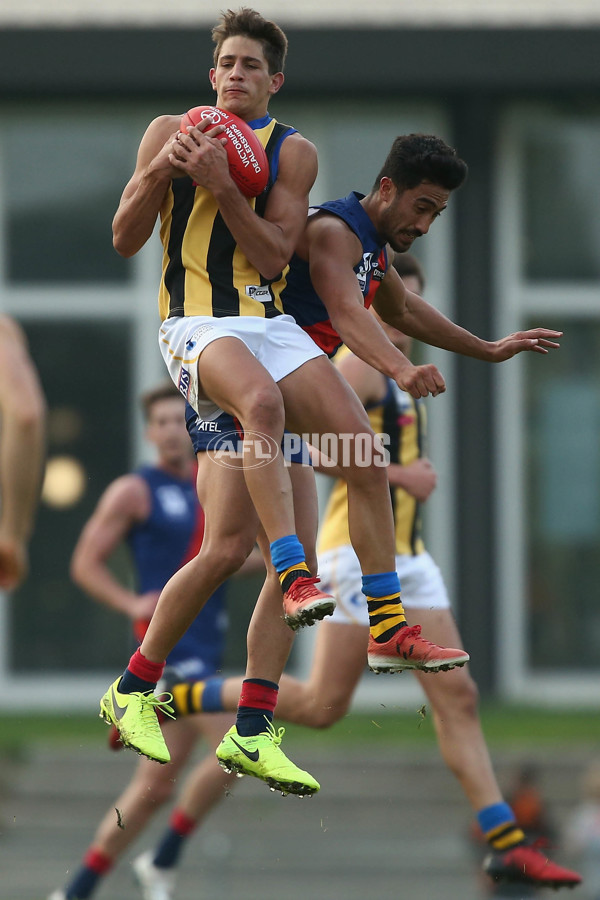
[84,848,112,874]
[128,647,165,683]
[238,680,278,712]
[170,808,197,836]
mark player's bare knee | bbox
[211,539,255,579]
[342,449,388,490]
[242,385,285,436]
[192,535,254,580]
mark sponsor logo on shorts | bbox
[178,368,191,400]
[185,323,214,351]
[194,419,222,432]
[245,284,272,303]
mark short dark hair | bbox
[392,253,426,293]
[140,383,183,421]
[373,134,468,193]
[212,8,288,75]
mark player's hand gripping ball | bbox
[181,105,269,198]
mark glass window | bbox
[496,104,600,701]
[1,111,140,284]
[525,318,600,670]
[522,112,600,281]
[9,319,133,673]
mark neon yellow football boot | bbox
[99,677,174,764]
[216,721,320,796]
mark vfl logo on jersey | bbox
[178,368,191,400]
[245,284,272,303]
[355,252,378,293]
[156,485,189,519]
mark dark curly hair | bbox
[373,134,468,192]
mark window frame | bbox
[494,104,600,706]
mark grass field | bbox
[1,703,598,755]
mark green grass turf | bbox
[1,704,598,755]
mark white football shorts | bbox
[159,314,325,420]
[317,544,450,627]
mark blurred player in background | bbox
[161,255,580,892]
[48,384,235,900]
[0,315,46,589]
[471,761,558,897]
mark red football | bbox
[180,105,269,198]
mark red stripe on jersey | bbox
[303,321,343,356]
[364,249,387,308]
[302,247,388,355]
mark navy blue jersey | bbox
[280,192,388,356]
[127,465,227,679]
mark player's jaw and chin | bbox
[389,232,419,253]
[378,227,419,253]
[216,86,268,122]
[211,82,251,121]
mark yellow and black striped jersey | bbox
[318,357,427,557]
[158,115,296,322]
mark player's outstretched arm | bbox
[374,267,562,361]
[0,317,46,589]
[485,328,562,360]
[70,475,158,621]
